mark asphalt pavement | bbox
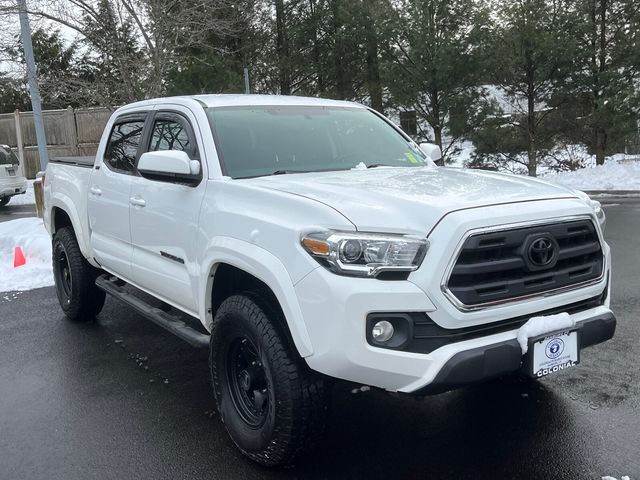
[0,203,37,222]
[0,199,638,479]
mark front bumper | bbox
[411,311,616,395]
[296,265,613,393]
[0,177,28,198]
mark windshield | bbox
[207,106,431,178]
[0,146,19,166]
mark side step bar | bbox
[95,274,209,348]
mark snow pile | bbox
[516,312,575,354]
[541,160,640,191]
[7,180,35,206]
[0,217,53,293]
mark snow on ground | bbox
[542,159,640,191]
[0,218,53,293]
[7,181,35,206]
[446,140,640,191]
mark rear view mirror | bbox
[137,150,201,184]
[419,142,443,164]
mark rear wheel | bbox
[52,227,105,321]
[210,294,327,466]
[0,197,9,207]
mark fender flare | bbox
[48,194,92,261]
[199,236,314,358]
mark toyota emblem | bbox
[528,237,556,267]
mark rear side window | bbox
[0,146,19,165]
[105,120,145,173]
[149,117,198,159]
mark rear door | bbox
[88,113,148,279]
[128,108,206,313]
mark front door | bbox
[88,114,147,280]
[129,109,206,313]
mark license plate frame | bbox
[524,329,580,378]
[6,167,15,176]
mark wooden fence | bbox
[0,107,113,178]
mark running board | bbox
[95,275,209,348]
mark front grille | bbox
[446,219,604,307]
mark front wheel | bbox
[0,197,9,207]
[52,227,105,321]
[210,294,328,466]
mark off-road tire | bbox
[52,227,105,321]
[0,197,10,207]
[210,294,327,467]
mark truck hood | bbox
[243,166,577,233]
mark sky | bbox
[0,1,83,76]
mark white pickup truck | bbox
[44,95,615,466]
[0,145,28,206]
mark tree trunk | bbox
[594,0,608,165]
[309,0,324,94]
[430,89,443,159]
[331,0,349,99]
[527,108,537,176]
[595,128,607,165]
[525,49,537,177]
[275,0,291,95]
[527,142,537,176]
[362,1,383,113]
[433,125,443,155]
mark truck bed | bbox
[50,156,96,168]
[43,160,95,260]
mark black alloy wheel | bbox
[227,336,271,428]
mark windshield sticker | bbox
[404,152,419,164]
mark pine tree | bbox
[479,0,577,176]
[571,0,640,164]
[8,28,80,109]
[384,0,491,159]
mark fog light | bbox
[372,320,394,343]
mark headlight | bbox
[301,230,428,277]
[574,190,606,231]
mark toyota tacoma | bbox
[43,95,615,466]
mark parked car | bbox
[0,145,27,207]
[43,95,615,466]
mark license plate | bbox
[529,330,579,378]
[6,167,15,176]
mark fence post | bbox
[13,109,25,178]
[66,106,79,156]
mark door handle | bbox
[129,196,146,207]
[89,186,102,196]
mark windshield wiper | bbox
[366,163,392,168]
[236,167,350,179]
[270,169,310,175]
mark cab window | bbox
[148,116,198,159]
[104,120,145,173]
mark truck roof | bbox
[120,94,364,111]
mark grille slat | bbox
[557,241,601,260]
[451,256,524,275]
[447,219,604,307]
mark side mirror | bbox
[419,142,442,163]
[137,150,201,183]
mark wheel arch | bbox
[51,206,74,234]
[199,238,314,358]
[48,196,94,263]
